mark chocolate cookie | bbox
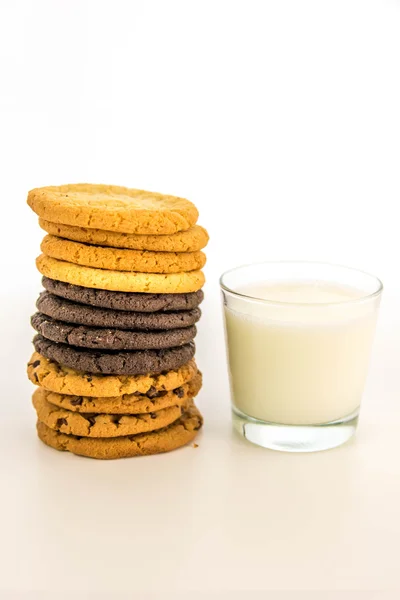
[37,291,201,330]
[31,312,197,351]
[33,334,196,375]
[42,277,204,312]
[36,401,203,459]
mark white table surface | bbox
[1,281,399,599]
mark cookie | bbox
[33,334,196,375]
[37,255,205,294]
[41,235,206,274]
[42,278,204,312]
[28,352,198,397]
[33,388,189,437]
[39,371,202,414]
[31,312,197,350]
[37,291,201,331]
[28,184,198,235]
[36,402,203,459]
[39,219,209,253]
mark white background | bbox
[0,0,399,598]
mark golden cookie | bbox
[40,372,202,414]
[33,388,189,438]
[28,184,198,234]
[27,352,198,397]
[36,402,203,459]
[41,235,206,273]
[39,219,209,253]
[36,255,205,293]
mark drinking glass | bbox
[220,262,383,452]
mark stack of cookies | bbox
[26,184,208,459]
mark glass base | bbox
[232,407,359,453]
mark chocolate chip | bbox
[87,416,96,425]
[150,412,157,419]
[33,373,39,383]
[70,396,83,406]
[29,360,41,368]
[56,418,68,428]
[173,387,185,398]
[132,391,142,396]
[85,375,93,382]
[146,387,168,399]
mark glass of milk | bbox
[220,262,383,452]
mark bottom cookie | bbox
[36,402,203,459]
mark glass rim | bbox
[219,260,383,307]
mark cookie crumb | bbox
[193,443,199,448]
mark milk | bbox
[223,281,379,425]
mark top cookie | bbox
[28,184,199,235]
[39,219,209,253]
